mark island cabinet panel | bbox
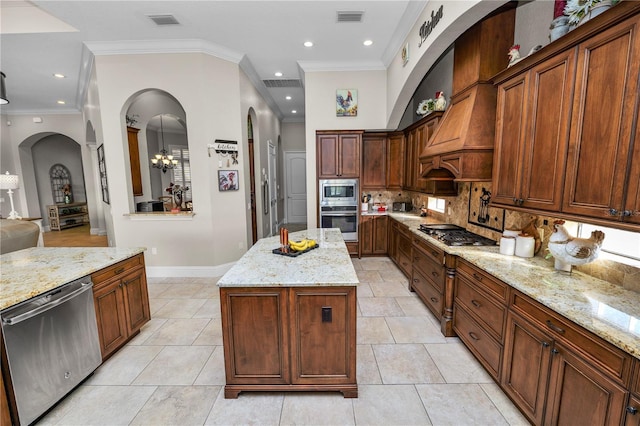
[492,48,575,212]
[221,289,290,384]
[316,132,362,178]
[92,253,150,361]
[563,13,640,223]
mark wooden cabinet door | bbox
[403,128,417,190]
[386,133,405,189]
[623,121,640,225]
[626,395,640,426]
[220,288,290,385]
[563,14,640,220]
[317,134,339,178]
[93,279,128,360]
[338,134,361,178]
[544,341,627,426]
[290,287,356,385]
[372,215,388,254]
[388,220,398,262]
[361,135,386,189]
[127,127,143,197]
[359,215,373,255]
[121,268,150,335]
[501,311,553,425]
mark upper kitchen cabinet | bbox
[492,48,576,212]
[361,133,387,189]
[562,9,640,226]
[386,132,405,190]
[316,131,362,179]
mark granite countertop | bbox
[218,228,358,288]
[387,212,640,360]
[0,247,145,311]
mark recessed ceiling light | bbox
[274,72,283,77]
[53,73,66,79]
[57,100,66,104]
[285,95,292,100]
[304,41,313,47]
[363,40,373,46]
[291,110,297,114]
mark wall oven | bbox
[319,179,358,241]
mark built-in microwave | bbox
[319,179,358,207]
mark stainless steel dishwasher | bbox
[1,275,102,425]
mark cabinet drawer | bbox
[413,236,444,264]
[92,254,145,288]
[510,291,632,385]
[454,305,502,380]
[411,269,443,318]
[455,275,506,342]
[397,252,412,278]
[456,259,508,303]
[412,247,444,293]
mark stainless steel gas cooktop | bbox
[418,224,496,247]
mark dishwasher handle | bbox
[2,281,93,326]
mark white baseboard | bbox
[145,261,235,278]
[90,227,107,236]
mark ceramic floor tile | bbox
[87,345,163,385]
[199,283,222,298]
[280,393,355,425]
[386,316,447,344]
[192,298,221,318]
[358,297,405,317]
[353,384,432,426]
[127,318,168,346]
[358,258,396,271]
[416,383,509,426]
[205,391,284,425]
[373,344,445,384]
[480,383,532,426]
[152,298,208,319]
[130,385,220,425]
[133,345,214,385]
[379,268,409,282]
[148,297,170,316]
[425,342,493,383]
[52,385,157,425]
[356,282,374,298]
[193,317,223,345]
[356,269,383,283]
[357,344,382,384]
[146,283,172,298]
[194,346,226,385]
[395,296,431,316]
[357,317,394,344]
[368,280,413,297]
[159,282,206,298]
[143,318,211,345]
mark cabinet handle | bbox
[542,341,550,348]
[513,198,518,205]
[622,210,634,217]
[431,251,439,258]
[118,283,123,288]
[545,320,565,334]
[114,267,125,275]
[627,406,638,415]
[608,208,619,216]
[431,271,439,278]
[413,278,419,283]
[471,299,481,308]
[472,273,483,282]
[468,332,480,341]
[551,348,559,355]
[414,256,420,261]
[122,280,130,286]
[430,297,438,303]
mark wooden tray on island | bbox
[272,243,319,257]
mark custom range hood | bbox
[420,6,515,182]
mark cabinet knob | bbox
[472,273,483,282]
[627,406,638,415]
[471,299,482,308]
[431,271,439,278]
[551,348,559,355]
[430,297,438,303]
[608,208,619,216]
[622,210,634,217]
[468,332,480,341]
[115,267,125,275]
[542,342,550,348]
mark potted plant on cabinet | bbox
[564,0,617,27]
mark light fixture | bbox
[363,40,373,46]
[274,72,283,77]
[0,72,9,105]
[0,171,20,219]
[57,100,66,105]
[53,73,66,79]
[150,115,178,173]
[303,41,313,47]
[285,95,292,100]
[291,110,297,114]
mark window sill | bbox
[124,212,195,220]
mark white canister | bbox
[361,203,369,212]
[515,235,535,258]
[499,236,516,255]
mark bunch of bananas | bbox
[288,238,317,252]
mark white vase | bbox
[578,1,612,26]
[549,15,570,42]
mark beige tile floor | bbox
[40,257,531,425]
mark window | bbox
[170,145,192,202]
[49,164,71,203]
[578,222,640,267]
[427,197,446,213]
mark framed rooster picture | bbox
[336,89,358,116]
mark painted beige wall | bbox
[281,122,305,152]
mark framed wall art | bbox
[336,89,357,116]
[97,144,110,204]
[218,170,239,191]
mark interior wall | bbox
[281,122,305,152]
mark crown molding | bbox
[84,39,245,64]
[238,56,284,121]
[297,60,386,72]
[381,0,428,67]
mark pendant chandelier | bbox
[150,115,178,173]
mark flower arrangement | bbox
[125,114,139,127]
[416,99,435,116]
[564,0,617,26]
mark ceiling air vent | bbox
[148,14,180,26]
[337,11,364,23]
[262,79,302,88]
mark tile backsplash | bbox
[395,182,640,294]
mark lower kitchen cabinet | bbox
[220,286,357,398]
[92,253,150,361]
[627,366,640,425]
[411,237,445,320]
[359,214,388,256]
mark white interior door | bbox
[285,151,307,224]
[268,142,278,236]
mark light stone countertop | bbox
[387,212,640,360]
[0,247,145,311]
[217,228,358,288]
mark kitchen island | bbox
[217,228,358,398]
